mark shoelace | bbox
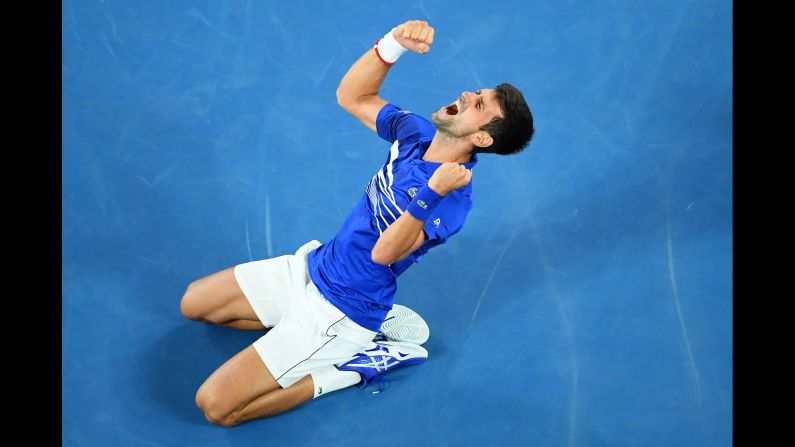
[367,376,391,394]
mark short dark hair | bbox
[474,83,535,156]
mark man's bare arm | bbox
[336,20,435,133]
[335,48,389,132]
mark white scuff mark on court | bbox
[312,58,334,88]
[462,58,484,90]
[450,38,484,88]
[62,293,73,362]
[469,225,519,328]
[99,32,115,56]
[128,436,166,447]
[623,110,635,142]
[636,0,691,111]
[583,114,620,155]
[245,218,253,262]
[386,80,450,97]
[530,219,578,447]
[686,202,695,210]
[136,163,178,189]
[567,358,580,447]
[419,0,434,19]
[666,213,703,407]
[265,188,274,258]
[115,121,132,160]
[151,163,178,187]
[331,18,351,59]
[62,214,87,236]
[122,251,164,267]
[112,417,168,447]
[226,186,265,199]
[186,7,215,31]
[136,175,152,188]
[103,5,118,40]
[170,37,215,56]
[295,199,331,219]
[549,267,573,277]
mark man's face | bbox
[431,88,503,141]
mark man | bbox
[180,19,535,427]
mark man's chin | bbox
[430,111,449,127]
[430,121,460,139]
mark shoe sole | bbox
[379,304,430,345]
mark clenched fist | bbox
[393,20,435,54]
[428,162,472,196]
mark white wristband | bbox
[374,28,408,65]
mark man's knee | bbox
[203,408,238,428]
[180,281,204,321]
[196,385,239,427]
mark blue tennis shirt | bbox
[307,103,479,331]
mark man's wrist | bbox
[427,182,447,197]
[374,28,408,65]
[406,185,444,222]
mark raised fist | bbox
[393,20,435,54]
[428,162,472,196]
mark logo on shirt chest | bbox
[408,187,418,198]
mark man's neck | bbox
[423,132,473,164]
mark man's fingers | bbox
[418,26,431,42]
[402,22,413,39]
[402,21,414,38]
[425,27,435,45]
[463,169,472,185]
[410,23,422,40]
[417,27,428,41]
[397,20,434,54]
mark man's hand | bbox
[428,162,472,196]
[393,20,435,55]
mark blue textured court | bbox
[62,1,732,445]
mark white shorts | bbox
[234,240,376,388]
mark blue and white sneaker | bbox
[374,304,430,345]
[336,341,428,388]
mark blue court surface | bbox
[62,1,732,446]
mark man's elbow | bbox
[336,88,354,110]
[370,248,393,266]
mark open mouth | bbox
[443,102,459,115]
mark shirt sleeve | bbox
[421,193,473,244]
[376,103,436,145]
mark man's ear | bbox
[471,131,493,148]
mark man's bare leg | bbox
[195,345,315,426]
[180,267,267,330]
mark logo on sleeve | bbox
[408,187,418,197]
[433,218,441,227]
